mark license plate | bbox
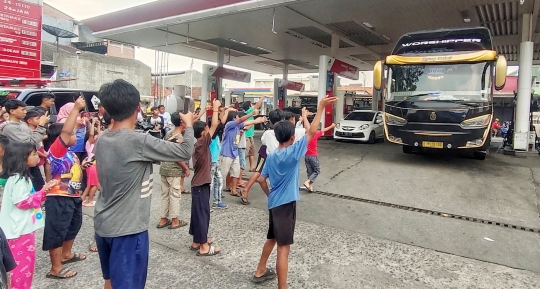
[422,141,443,149]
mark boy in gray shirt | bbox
[93,79,195,289]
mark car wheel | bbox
[402,145,414,154]
[368,131,376,144]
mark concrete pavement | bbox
[32,132,540,288]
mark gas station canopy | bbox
[83,0,540,74]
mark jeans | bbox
[238,148,246,171]
[305,156,320,183]
[210,162,223,204]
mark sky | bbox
[43,0,369,88]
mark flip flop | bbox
[83,201,96,207]
[196,245,221,256]
[89,244,98,252]
[61,253,86,265]
[241,197,250,205]
[46,268,78,280]
[157,220,172,229]
[181,190,191,194]
[168,220,188,229]
[189,240,214,251]
[251,268,277,283]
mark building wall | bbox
[52,52,151,94]
[107,41,135,59]
[43,3,73,21]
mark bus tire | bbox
[402,145,414,154]
[474,151,486,160]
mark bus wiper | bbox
[394,92,440,105]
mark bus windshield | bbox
[387,62,492,102]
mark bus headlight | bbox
[460,115,490,129]
[385,114,407,126]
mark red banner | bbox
[0,45,40,59]
[1,0,42,19]
[0,32,39,48]
[0,0,42,78]
[212,67,251,83]
[278,79,305,91]
[0,11,39,29]
[329,58,359,80]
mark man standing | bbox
[242,96,266,172]
[94,79,194,289]
[33,93,55,117]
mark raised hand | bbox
[74,96,86,111]
[319,97,339,107]
[38,111,50,126]
[180,111,194,127]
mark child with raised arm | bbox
[43,97,88,280]
[251,97,338,288]
[219,107,266,198]
[303,123,336,192]
[94,79,194,289]
[189,99,223,256]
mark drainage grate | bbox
[312,190,540,234]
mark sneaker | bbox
[212,202,228,209]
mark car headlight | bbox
[358,124,369,130]
[460,115,490,129]
[385,113,407,126]
[336,123,341,129]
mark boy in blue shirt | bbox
[251,97,338,288]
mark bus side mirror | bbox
[373,61,383,91]
[494,56,507,91]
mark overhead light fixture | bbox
[460,10,471,23]
[381,34,391,41]
[362,22,374,28]
[285,31,304,39]
[311,41,327,48]
[256,46,274,53]
[229,38,248,45]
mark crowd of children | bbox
[0,78,338,289]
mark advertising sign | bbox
[0,0,43,78]
[212,67,251,83]
[278,79,305,91]
[328,58,359,80]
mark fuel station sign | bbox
[328,58,359,80]
[278,79,305,91]
[212,67,251,83]
[0,0,43,78]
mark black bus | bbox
[373,27,507,160]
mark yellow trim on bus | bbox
[385,50,498,65]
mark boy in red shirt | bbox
[303,123,336,192]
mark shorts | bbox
[247,137,255,157]
[96,231,149,289]
[86,165,99,186]
[219,155,240,178]
[238,148,246,170]
[267,201,296,246]
[255,145,267,173]
[42,196,83,251]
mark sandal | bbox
[168,220,188,229]
[157,220,172,229]
[89,244,98,252]
[83,201,96,207]
[196,245,221,256]
[229,189,241,197]
[181,190,191,194]
[61,253,86,265]
[189,239,214,251]
[241,197,250,205]
[251,268,277,283]
[46,268,78,280]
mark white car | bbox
[334,110,385,143]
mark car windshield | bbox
[344,111,375,121]
[387,61,492,102]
